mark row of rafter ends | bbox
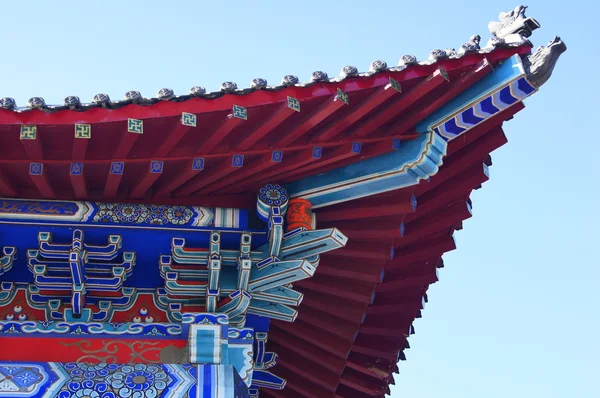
[0,38,526,113]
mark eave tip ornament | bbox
[488,5,540,38]
[523,36,567,88]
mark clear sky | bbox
[1,1,597,397]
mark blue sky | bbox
[1,1,596,397]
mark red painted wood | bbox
[297,275,377,305]
[153,122,193,157]
[72,137,89,161]
[20,136,44,160]
[400,200,473,245]
[130,163,162,199]
[207,153,278,194]
[317,257,385,283]
[195,115,244,155]
[297,290,369,324]
[236,103,296,151]
[0,47,529,126]
[316,82,402,142]
[113,127,140,159]
[339,367,386,396]
[30,169,55,199]
[69,170,88,199]
[174,158,240,197]
[345,354,392,381]
[273,348,340,392]
[387,234,457,270]
[350,68,450,138]
[388,58,493,136]
[316,192,415,222]
[103,168,124,199]
[0,171,17,197]
[270,321,351,359]
[267,332,347,374]
[271,143,361,184]
[296,306,359,342]
[0,336,187,363]
[231,148,318,192]
[154,167,202,199]
[275,95,347,147]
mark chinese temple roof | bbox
[0,4,566,398]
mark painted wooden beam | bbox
[153,158,204,198]
[339,369,387,396]
[296,306,359,342]
[387,234,456,270]
[236,101,298,151]
[69,162,88,199]
[130,160,164,199]
[317,256,385,284]
[270,321,350,359]
[113,119,144,159]
[72,124,91,161]
[206,152,282,194]
[297,290,368,324]
[195,107,246,155]
[230,148,320,193]
[103,161,125,199]
[400,200,473,245]
[153,113,196,157]
[0,169,17,197]
[350,69,450,138]
[316,78,403,142]
[273,142,362,184]
[19,125,44,159]
[297,274,377,305]
[316,192,416,222]
[267,333,347,374]
[388,58,494,136]
[274,91,349,147]
[174,155,244,197]
[28,162,55,198]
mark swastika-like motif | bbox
[110,162,124,175]
[312,147,323,159]
[287,96,301,112]
[232,105,247,120]
[74,124,91,139]
[232,155,244,167]
[29,163,43,175]
[271,150,283,163]
[70,162,83,175]
[20,125,37,140]
[182,112,197,127]
[192,158,205,170]
[336,89,349,105]
[127,118,143,134]
[439,67,450,81]
[389,77,402,93]
[150,160,164,173]
[352,142,362,153]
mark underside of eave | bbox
[263,102,525,397]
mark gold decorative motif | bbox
[287,96,301,112]
[128,118,144,134]
[336,88,349,105]
[20,125,37,140]
[75,124,92,139]
[60,340,166,364]
[181,112,197,127]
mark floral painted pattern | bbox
[59,364,172,398]
[109,364,169,397]
[92,203,194,226]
